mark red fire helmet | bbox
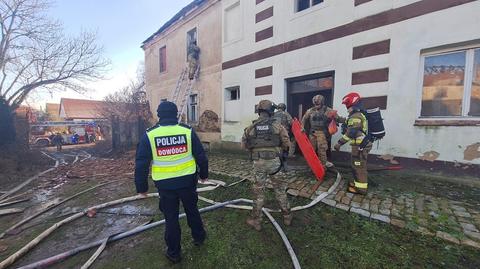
[342,92,361,109]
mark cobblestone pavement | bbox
[209,153,480,249]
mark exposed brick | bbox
[341,196,352,205]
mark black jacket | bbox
[134,118,208,192]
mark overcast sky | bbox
[31,0,192,108]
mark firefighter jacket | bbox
[338,111,368,146]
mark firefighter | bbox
[187,41,200,80]
[242,100,291,231]
[134,101,208,263]
[334,92,372,195]
[273,103,296,157]
[302,95,345,168]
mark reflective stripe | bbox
[354,181,368,189]
[152,155,194,166]
[348,118,362,125]
[354,161,361,166]
[152,159,196,173]
[341,135,351,141]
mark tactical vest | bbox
[273,111,289,130]
[146,125,196,181]
[246,119,281,149]
[309,107,328,132]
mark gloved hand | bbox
[327,110,338,119]
[334,143,341,152]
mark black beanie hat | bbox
[157,101,178,119]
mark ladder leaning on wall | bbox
[169,65,200,121]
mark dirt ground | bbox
[0,145,479,268]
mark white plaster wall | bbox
[221,0,480,164]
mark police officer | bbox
[135,101,208,263]
[242,100,291,231]
[302,94,345,168]
[334,92,372,195]
[273,103,296,157]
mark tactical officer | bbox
[273,103,296,157]
[135,101,208,263]
[302,94,345,168]
[334,92,372,195]
[187,41,200,80]
[242,100,291,231]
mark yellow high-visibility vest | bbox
[146,125,196,181]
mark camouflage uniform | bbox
[302,95,345,166]
[242,100,291,230]
[335,111,372,194]
[273,104,296,156]
[187,43,200,80]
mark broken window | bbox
[186,28,197,56]
[420,47,480,117]
[225,86,240,101]
[159,46,167,73]
[295,0,324,12]
[187,94,198,122]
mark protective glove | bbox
[334,143,342,152]
[327,110,338,119]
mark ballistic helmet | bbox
[257,100,275,115]
[312,95,325,106]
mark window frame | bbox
[159,46,167,73]
[225,86,240,101]
[294,0,324,13]
[418,45,480,119]
[187,94,198,123]
[186,27,198,59]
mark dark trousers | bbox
[158,186,206,258]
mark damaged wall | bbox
[143,0,222,142]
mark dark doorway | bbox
[286,71,335,156]
[286,71,334,120]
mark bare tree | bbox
[0,0,109,145]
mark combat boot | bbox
[283,214,293,226]
[246,218,262,231]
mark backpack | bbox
[364,107,385,141]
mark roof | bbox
[142,0,208,47]
[60,98,107,119]
[45,103,60,117]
